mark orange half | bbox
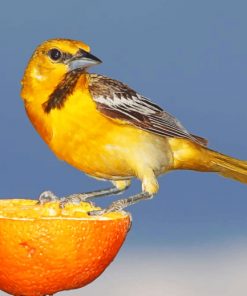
[0,199,131,296]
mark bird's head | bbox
[21,38,102,102]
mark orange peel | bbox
[0,199,131,296]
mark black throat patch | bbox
[42,69,83,113]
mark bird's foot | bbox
[38,191,60,204]
[88,192,152,216]
[59,195,89,208]
[38,191,95,208]
[88,200,125,216]
[88,209,107,216]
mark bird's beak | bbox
[68,49,102,71]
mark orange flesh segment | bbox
[0,199,128,220]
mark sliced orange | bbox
[0,199,131,296]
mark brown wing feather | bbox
[89,74,207,146]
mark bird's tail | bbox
[169,138,247,184]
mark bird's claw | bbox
[88,209,107,216]
[38,191,59,204]
[88,200,123,216]
[59,196,82,208]
[38,191,96,208]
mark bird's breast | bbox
[26,88,173,180]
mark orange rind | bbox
[0,199,131,296]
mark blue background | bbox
[0,1,247,295]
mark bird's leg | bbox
[59,186,126,206]
[89,191,153,215]
[38,187,125,204]
[38,180,131,205]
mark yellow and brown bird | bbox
[21,38,247,214]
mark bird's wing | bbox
[88,74,207,146]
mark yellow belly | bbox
[26,87,173,180]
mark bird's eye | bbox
[48,48,62,61]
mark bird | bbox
[21,38,247,215]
